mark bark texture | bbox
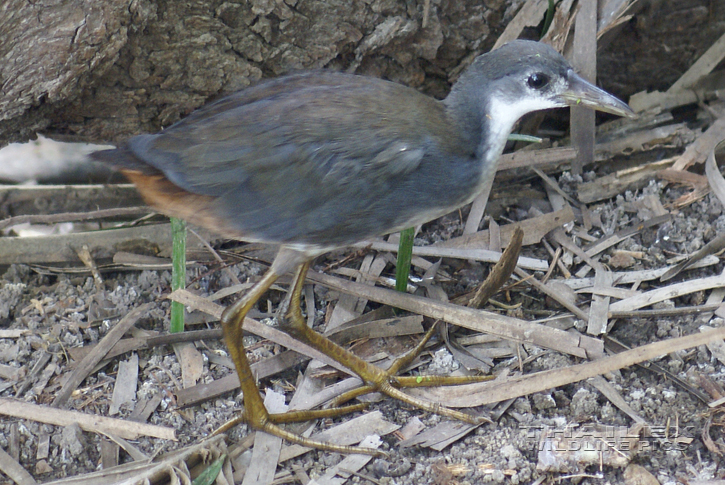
[1,0,724,148]
[0,0,513,146]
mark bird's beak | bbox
[558,70,637,118]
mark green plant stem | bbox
[395,227,415,293]
[542,0,556,37]
[170,217,187,333]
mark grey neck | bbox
[444,77,511,166]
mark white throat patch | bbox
[482,95,560,160]
[489,96,559,136]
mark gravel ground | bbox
[1,167,725,484]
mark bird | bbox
[92,40,635,455]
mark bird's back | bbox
[93,71,483,249]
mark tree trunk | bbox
[0,0,511,146]
[0,0,723,148]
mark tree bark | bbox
[0,0,510,147]
[1,0,724,149]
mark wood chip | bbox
[0,206,149,232]
[0,223,214,265]
[493,0,550,49]
[467,227,523,309]
[67,337,146,369]
[588,375,646,424]
[37,435,226,485]
[587,268,613,335]
[308,435,381,485]
[326,315,424,343]
[356,240,549,272]
[562,255,719,290]
[537,423,641,472]
[702,325,725,366]
[610,273,725,312]
[109,353,138,415]
[98,432,149,462]
[0,363,22,381]
[515,267,590,322]
[672,117,725,171]
[0,397,176,440]
[0,329,29,338]
[173,342,204,389]
[463,190,491,237]
[498,146,576,171]
[242,390,286,485]
[668,31,725,93]
[175,351,311,408]
[128,394,163,423]
[328,253,386,331]
[0,444,37,485]
[308,271,602,359]
[623,464,660,485]
[30,361,57,399]
[630,32,725,113]
[36,433,50,461]
[435,206,575,252]
[540,0,576,52]
[53,303,152,407]
[706,140,725,207]
[569,0,597,175]
[0,184,141,220]
[660,233,725,282]
[74,244,103,290]
[397,417,426,441]
[278,411,399,463]
[407,326,725,408]
[398,421,479,451]
[578,157,677,204]
[100,438,119,470]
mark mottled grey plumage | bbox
[93,40,633,252]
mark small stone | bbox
[35,460,53,474]
[532,393,556,410]
[609,252,636,268]
[60,423,85,456]
[623,463,659,485]
[491,469,506,483]
[500,444,519,460]
[372,457,412,477]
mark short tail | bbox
[90,145,159,174]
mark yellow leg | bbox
[215,249,492,455]
[215,252,382,456]
[278,262,490,425]
[330,322,493,407]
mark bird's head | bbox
[446,40,635,140]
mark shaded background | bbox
[0,0,723,151]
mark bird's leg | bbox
[215,268,279,434]
[278,262,490,425]
[329,321,493,407]
[330,229,524,406]
[214,259,382,456]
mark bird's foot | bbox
[211,403,386,456]
[327,321,494,425]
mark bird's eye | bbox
[527,72,550,89]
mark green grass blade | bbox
[395,227,415,293]
[507,133,543,143]
[191,454,226,485]
[170,217,187,333]
[542,0,556,36]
